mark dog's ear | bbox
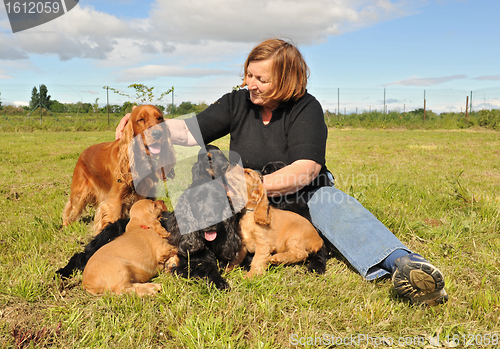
[253,184,271,225]
[154,200,168,214]
[191,158,203,180]
[220,216,242,261]
[116,114,136,184]
[152,221,171,238]
[157,122,176,180]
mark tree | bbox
[122,101,138,113]
[50,100,66,113]
[166,101,208,116]
[30,86,40,110]
[80,103,92,113]
[195,102,209,113]
[176,101,197,115]
[39,84,51,109]
[93,98,99,114]
[104,84,174,104]
[0,90,3,110]
[29,85,52,111]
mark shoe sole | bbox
[392,259,448,306]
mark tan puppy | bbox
[82,199,177,296]
[230,168,325,277]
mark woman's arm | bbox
[165,118,199,146]
[115,113,198,146]
[262,159,322,197]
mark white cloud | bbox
[12,100,29,106]
[0,0,417,66]
[116,65,237,81]
[475,75,500,81]
[384,75,468,87]
[147,0,410,44]
[0,60,38,80]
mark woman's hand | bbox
[115,105,198,146]
[263,159,322,197]
[115,112,131,140]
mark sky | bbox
[1,0,499,113]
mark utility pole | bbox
[337,88,340,119]
[107,86,110,125]
[465,95,469,121]
[171,86,175,116]
[470,91,473,114]
[423,90,426,123]
[383,88,386,114]
[39,84,42,124]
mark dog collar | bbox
[140,225,150,229]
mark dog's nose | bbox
[151,130,162,140]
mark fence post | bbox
[465,95,469,121]
[423,90,426,123]
[383,88,386,114]
[337,88,340,120]
[171,86,175,115]
[39,84,42,125]
[107,86,110,125]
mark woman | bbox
[117,38,448,306]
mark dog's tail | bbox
[56,218,129,279]
[307,244,327,274]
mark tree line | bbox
[1,84,209,116]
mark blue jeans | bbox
[307,186,411,280]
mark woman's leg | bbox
[307,186,410,280]
[308,186,447,305]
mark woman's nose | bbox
[247,76,256,89]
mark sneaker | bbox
[392,253,448,306]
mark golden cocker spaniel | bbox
[62,105,176,234]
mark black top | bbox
[185,89,333,200]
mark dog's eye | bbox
[137,118,145,123]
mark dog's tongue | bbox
[205,231,217,241]
[149,144,161,155]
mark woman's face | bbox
[246,59,277,109]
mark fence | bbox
[313,87,500,115]
[1,84,500,118]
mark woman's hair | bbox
[241,38,310,102]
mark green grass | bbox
[1,129,499,348]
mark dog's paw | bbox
[209,276,230,290]
[268,255,281,265]
[164,255,180,272]
[215,279,230,290]
[130,282,162,296]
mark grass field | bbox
[0,128,499,348]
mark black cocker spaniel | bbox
[169,177,241,290]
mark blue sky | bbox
[1,0,499,113]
